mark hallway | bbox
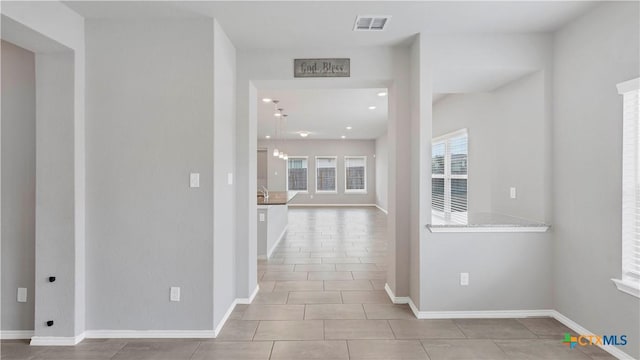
[0,208,616,359]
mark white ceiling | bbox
[257,88,388,140]
[65,1,597,48]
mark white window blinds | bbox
[288,157,308,191]
[432,129,468,223]
[316,157,337,192]
[619,78,640,287]
[345,156,366,192]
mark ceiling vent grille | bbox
[353,15,391,31]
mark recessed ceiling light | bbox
[274,113,281,117]
[262,98,272,103]
[299,132,309,138]
[377,92,387,97]
[265,135,271,139]
[341,135,346,139]
[346,126,352,130]
[368,106,376,110]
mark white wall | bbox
[375,133,388,212]
[257,139,376,205]
[86,19,215,331]
[553,2,640,358]
[212,19,238,331]
[1,40,36,332]
[432,71,548,222]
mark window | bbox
[432,129,468,222]
[345,156,367,193]
[287,157,308,191]
[316,156,337,192]
[613,77,640,298]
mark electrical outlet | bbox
[227,173,233,185]
[17,288,27,303]
[460,272,469,286]
[259,213,265,222]
[170,287,181,302]
[190,173,200,188]
[510,187,517,199]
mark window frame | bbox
[286,156,309,192]
[612,77,640,299]
[344,156,367,194]
[315,155,338,193]
[431,128,468,221]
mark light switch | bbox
[227,173,233,185]
[17,288,27,303]
[510,187,517,199]
[190,173,200,188]
[170,287,181,302]
[259,213,265,222]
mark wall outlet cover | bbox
[17,288,27,303]
[460,272,470,286]
[190,173,200,188]
[170,287,181,302]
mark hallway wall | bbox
[552,2,640,358]
[1,40,36,332]
[86,19,215,331]
[375,133,389,212]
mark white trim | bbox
[1,330,34,340]
[384,283,411,305]
[237,284,260,305]
[551,310,636,360]
[267,225,288,258]
[381,286,635,360]
[611,278,640,299]
[375,204,388,214]
[432,128,468,143]
[288,203,377,207]
[30,334,85,346]
[214,299,238,337]
[617,77,640,94]
[84,330,215,340]
[427,225,550,233]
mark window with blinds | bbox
[614,77,640,298]
[287,157,308,191]
[345,156,367,193]
[432,129,468,223]
[316,156,337,192]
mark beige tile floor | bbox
[1,208,615,359]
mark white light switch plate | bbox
[259,213,265,222]
[190,173,200,188]
[227,173,233,185]
[510,187,517,199]
[460,273,469,286]
[170,287,181,302]
[17,288,27,303]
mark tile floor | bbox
[1,208,616,359]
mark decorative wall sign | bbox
[294,58,350,78]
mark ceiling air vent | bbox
[353,15,391,31]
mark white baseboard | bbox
[288,203,377,207]
[267,226,288,258]
[214,284,260,337]
[84,330,215,339]
[383,283,635,360]
[551,310,636,360]
[375,204,388,214]
[0,330,33,340]
[30,333,85,346]
[237,284,260,305]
